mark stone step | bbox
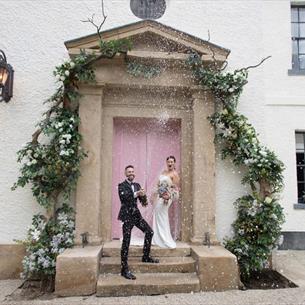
[96,273,200,297]
[102,240,191,257]
[100,256,196,273]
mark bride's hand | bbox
[162,192,170,200]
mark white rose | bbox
[265,196,272,204]
[60,76,66,81]
[260,152,267,158]
[65,70,70,76]
[70,62,75,68]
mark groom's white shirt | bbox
[125,179,138,198]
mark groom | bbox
[118,165,159,280]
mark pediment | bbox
[65,20,230,62]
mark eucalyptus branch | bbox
[187,51,284,279]
[31,99,63,143]
[82,52,116,69]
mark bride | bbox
[152,156,180,249]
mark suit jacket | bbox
[117,180,147,222]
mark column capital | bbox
[79,84,105,96]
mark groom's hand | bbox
[138,189,146,197]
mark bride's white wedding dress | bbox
[152,174,179,249]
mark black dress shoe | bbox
[142,256,159,263]
[121,270,136,280]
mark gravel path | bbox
[1,280,305,305]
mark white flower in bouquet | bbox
[158,181,170,204]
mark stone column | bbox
[191,90,219,245]
[75,88,104,245]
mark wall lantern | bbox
[0,50,14,102]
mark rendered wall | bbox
[0,0,304,246]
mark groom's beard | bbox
[127,175,135,182]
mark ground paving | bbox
[1,280,305,305]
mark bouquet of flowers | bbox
[158,181,171,204]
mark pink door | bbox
[112,117,181,242]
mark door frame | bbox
[101,87,193,242]
[75,85,218,246]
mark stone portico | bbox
[55,20,239,296]
[67,20,229,246]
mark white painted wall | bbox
[0,0,304,244]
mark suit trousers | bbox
[121,216,154,272]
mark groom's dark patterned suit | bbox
[118,179,157,279]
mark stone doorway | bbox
[65,20,230,246]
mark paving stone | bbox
[96,273,200,297]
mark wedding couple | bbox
[118,156,180,280]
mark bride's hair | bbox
[166,155,176,163]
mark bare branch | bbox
[237,56,272,72]
[206,30,218,70]
[81,0,107,40]
[220,60,228,71]
[100,0,106,20]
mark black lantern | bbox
[0,50,14,102]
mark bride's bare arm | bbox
[172,171,180,188]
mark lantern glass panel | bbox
[0,66,8,86]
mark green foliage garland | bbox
[126,61,162,78]
[187,53,285,279]
[12,39,131,282]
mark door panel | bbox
[112,118,181,242]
